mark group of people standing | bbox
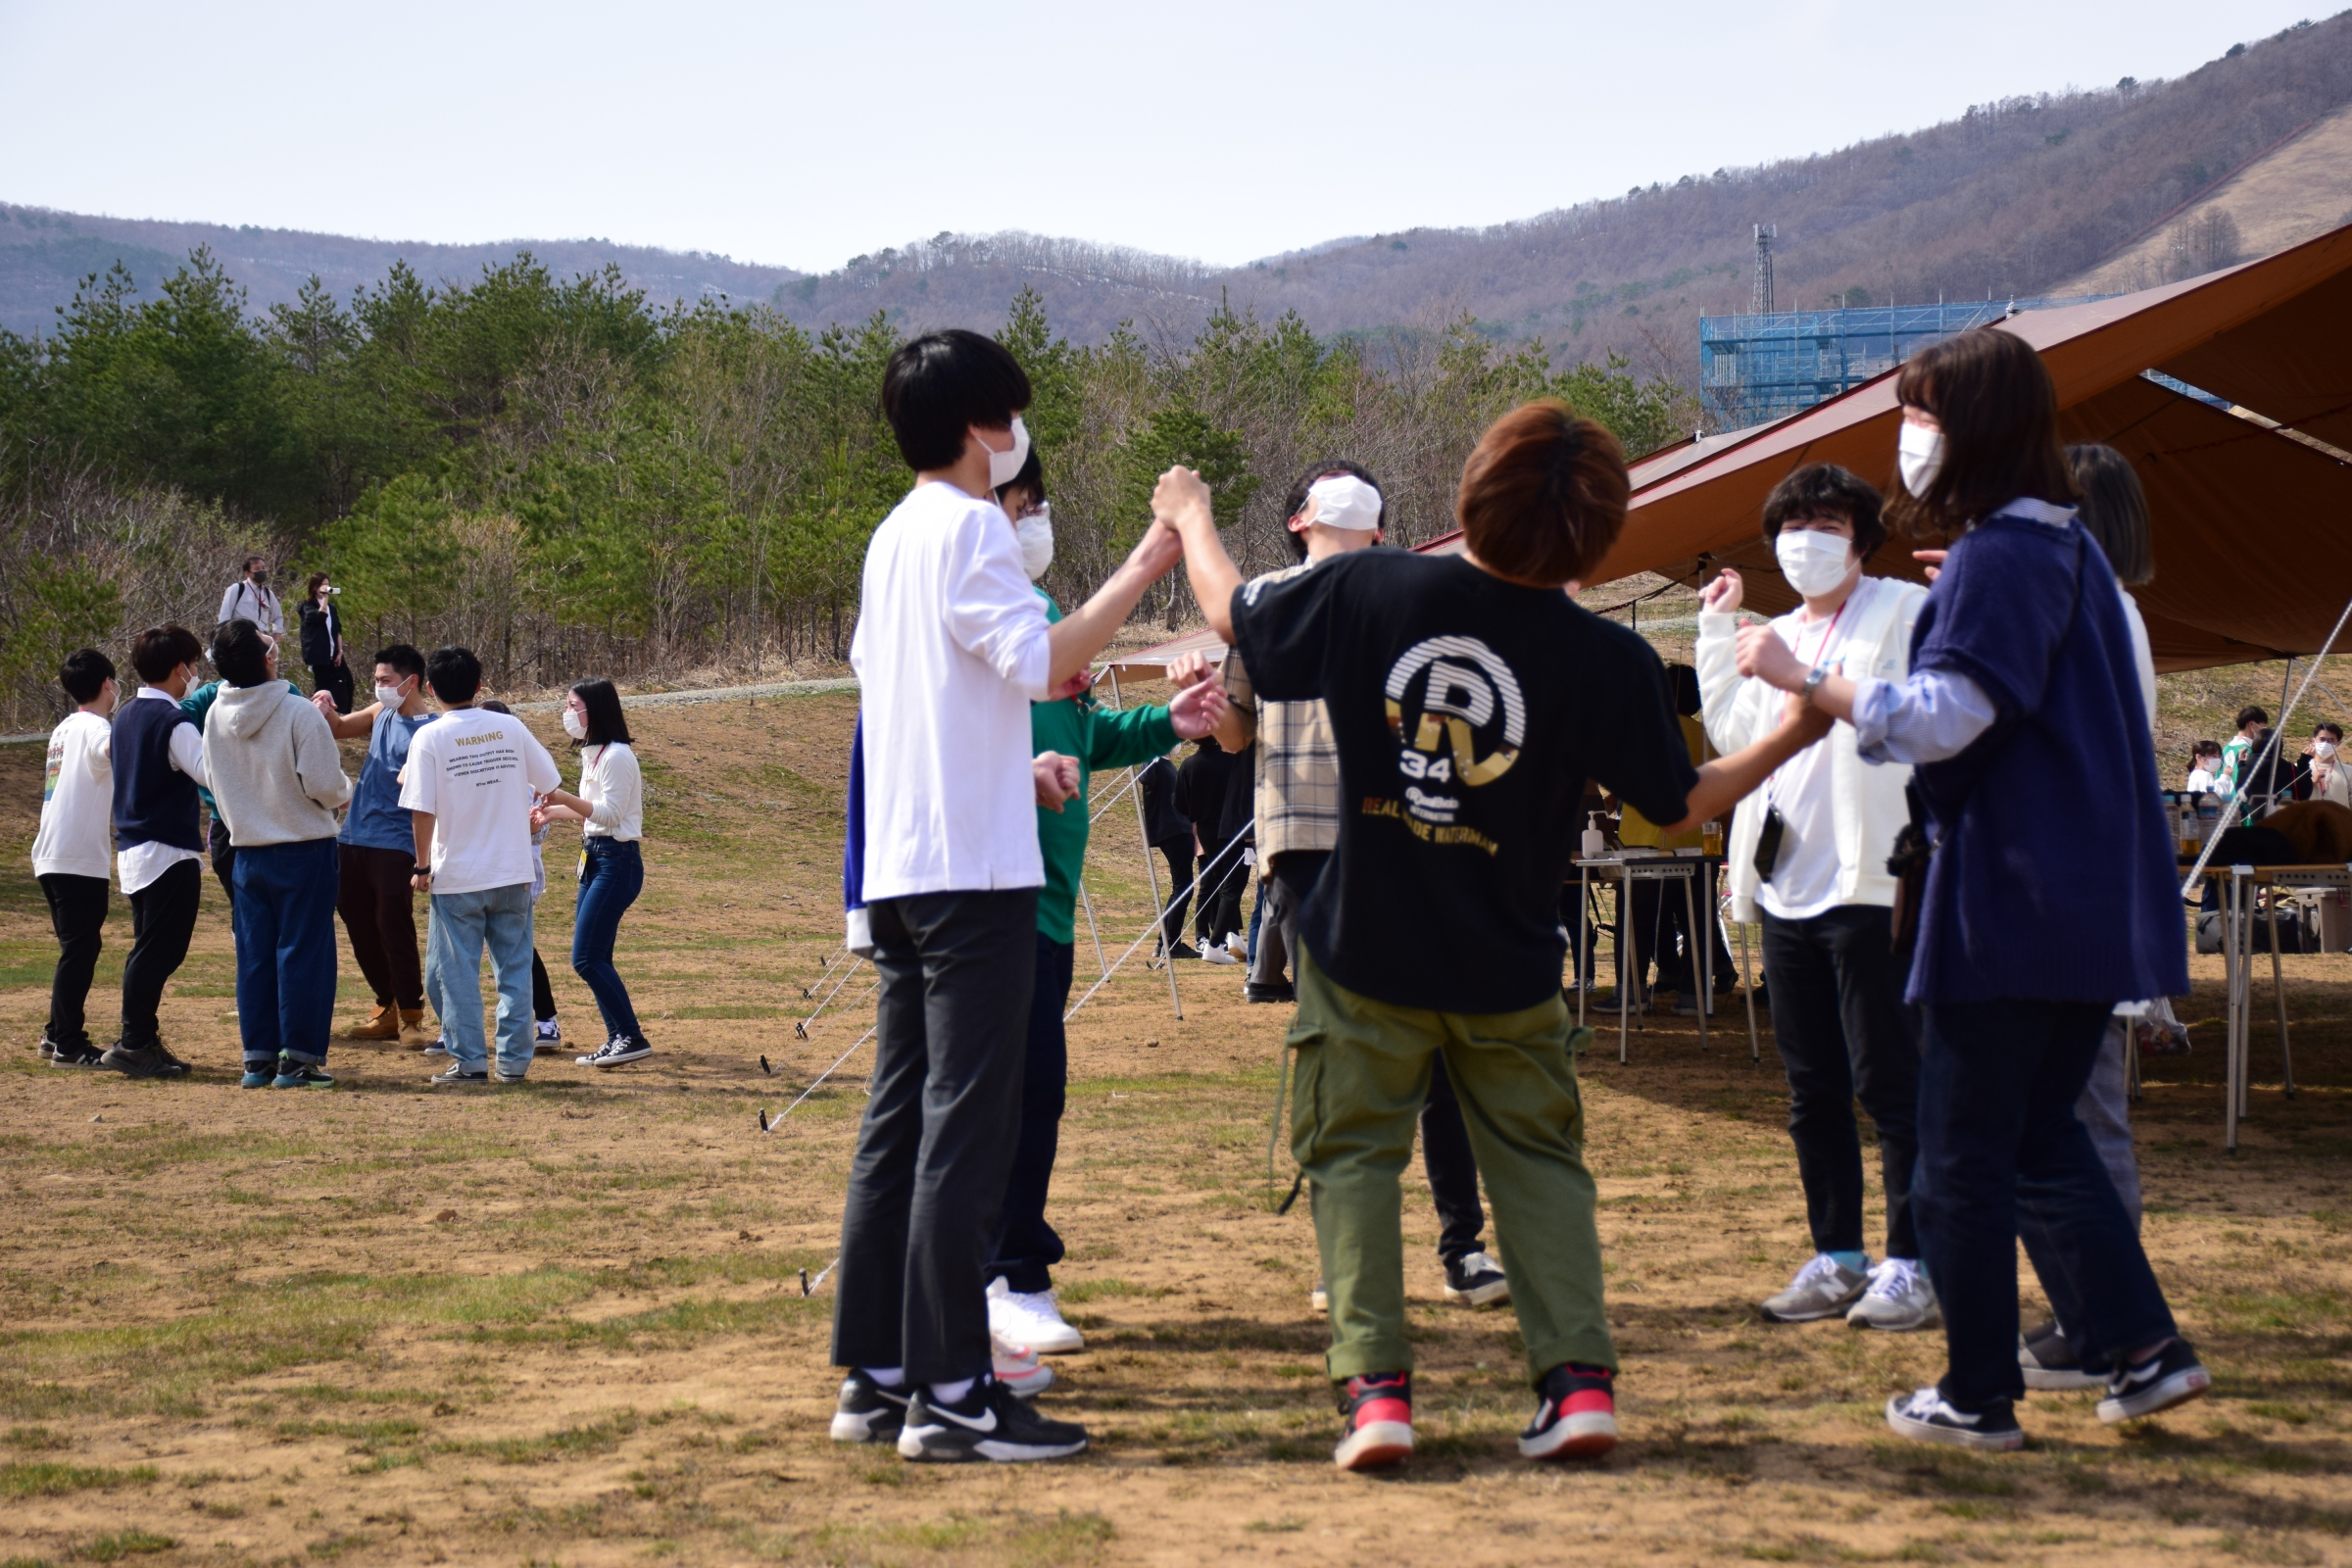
[30,606,658,1086]
[824,320,2210,1474]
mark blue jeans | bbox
[573,837,644,1042]
[428,882,536,1075]
[231,838,340,1067]
[1915,998,2178,1408]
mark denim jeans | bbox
[428,881,536,1075]
[231,838,340,1067]
[572,838,644,1042]
[1915,998,2179,1408]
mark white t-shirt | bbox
[31,710,114,881]
[398,706,561,895]
[1759,578,1882,922]
[579,742,643,841]
[2185,767,2216,794]
[850,480,1053,901]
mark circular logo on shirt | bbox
[1383,636,1524,819]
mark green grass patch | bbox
[0,1461,158,1496]
[77,1532,174,1562]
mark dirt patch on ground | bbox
[2,692,2348,1566]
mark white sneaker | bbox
[1845,1257,1940,1332]
[1759,1252,1869,1322]
[986,1277,1084,1353]
[992,1332,1055,1398]
[1200,943,1239,965]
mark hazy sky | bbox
[1,0,2330,270]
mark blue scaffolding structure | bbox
[1698,295,2122,428]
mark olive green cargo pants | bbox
[1290,944,1616,1384]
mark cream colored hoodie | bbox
[204,683,352,847]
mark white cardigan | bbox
[1695,575,1929,923]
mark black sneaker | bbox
[2097,1338,2210,1424]
[1886,1386,2024,1451]
[577,1035,653,1068]
[1332,1372,1413,1471]
[271,1057,336,1089]
[429,1063,489,1086]
[1519,1362,1618,1460]
[50,1041,108,1070]
[1165,943,1200,961]
[897,1380,1087,1463]
[1443,1250,1511,1308]
[2019,1319,2105,1391]
[99,1040,192,1079]
[1244,982,1296,1004]
[829,1371,910,1444]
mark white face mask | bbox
[1897,421,1944,497]
[1776,528,1857,598]
[1015,503,1054,580]
[982,416,1031,491]
[2318,739,2340,760]
[563,708,587,741]
[374,680,407,709]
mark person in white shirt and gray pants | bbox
[826,330,1182,1465]
[218,556,284,638]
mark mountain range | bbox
[5,12,2350,367]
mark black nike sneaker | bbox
[896,1379,1087,1463]
[828,1370,910,1444]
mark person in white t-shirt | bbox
[1697,464,1933,1333]
[32,650,120,1064]
[827,328,1181,1467]
[398,646,561,1085]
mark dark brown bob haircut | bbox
[2064,443,2153,585]
[1456,400,1629,587]
[1761,464,1886,561]
[1887,326,2075,540]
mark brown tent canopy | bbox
[1423,223,2352,672]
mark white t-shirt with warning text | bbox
[397,706,561,895]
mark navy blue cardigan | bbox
[1905,514,2189,1006]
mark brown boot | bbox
[348,1004,401,1042]
[398,1008,434,1050]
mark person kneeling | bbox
[1154,402,1830,1471]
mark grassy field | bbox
[1,683,2348,1567]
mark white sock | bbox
[929,1377,976,1405]
[862,1366,905,1388]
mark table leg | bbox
[1739,919,1760,1064]
[1683,872,1707,1054]
[2227,873,2245,1149]
[1619,882,1632,1065]
[1577,865,1590,1030]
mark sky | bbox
[0,0,2335,271]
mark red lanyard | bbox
[1766,584,1857,801]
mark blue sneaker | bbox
[271,1055,336,1089]
[240,1062,275,1089]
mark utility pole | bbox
[1752,224,1777,315]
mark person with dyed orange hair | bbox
[1152,400,1830,1473]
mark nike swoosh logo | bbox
[932,1403,998,1433]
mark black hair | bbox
[881,330,1031,471]
[2236,706,2270,732]
[372,643,426,681]
[570,678,632,748]
[1665,662,1700,718]
[60,648,116,704]
[1279,460,1385,563]
[2192,739,2222,760]
[2064,444,2153,586]
[1760,463,1887,561]
[242,554,268,573]
[995,446,1046,512]
[477,700,513,715]
[211,619,272,688]
[425,646,483,705]
[2316,720,2344,742]
[131,625,204,685]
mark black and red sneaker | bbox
[1332,1372,1413,1471]
[1519,1362,1618,1460]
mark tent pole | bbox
[1111,668,1184,1020]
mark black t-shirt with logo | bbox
[1231,549,1697,1014]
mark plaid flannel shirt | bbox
[1221,563,1342,861]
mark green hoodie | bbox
[1031,592,1178,945]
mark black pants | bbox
[1198,839,1248,945]
[1251,850,1327,989]
[1420,1054,1489,1265]
[38,873,110,1049]
[988,932,1076,1294]
[208,812,237,908]
[1917,998,2178,1409]
[122,858,202,1046]
[1760,905,1922,1259]
[338,843,423,1009]
[531,949,557,1022]
[833,888,1037,1384]
[1155,844,1194,950]
[310,662,354,714]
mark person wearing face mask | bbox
[532,679,652,1069]
[2292,721,2350,807]
[218,556,284,638]
[316,644,439,1046]
[1697,464,1933,1332]
[180,633,304,913]
[298,571,354,714]
[32,650,121,1067]
[1736,328,2202,1451]
[2184,741,2223,794]
[981,445,1231,1359]
[104,627,213,1078]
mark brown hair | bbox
[2064,443,2153,585]
[1887,327,2075,540]
[1455,400,1629,586]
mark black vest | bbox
[113,698,203,853]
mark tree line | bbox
[0,249,1687,726]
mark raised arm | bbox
[1150,467,1244,641]
[1044,523,1185,691]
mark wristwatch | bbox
[1801,665,1831,704]
[412,865,432,879]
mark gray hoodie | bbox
[205,683,353,848]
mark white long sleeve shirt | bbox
[217,578,283,635]
[578,742,643,840]
[31,710,115,881]
[851,480,1053,901]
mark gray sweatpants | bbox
[2075,1015,2141,1230]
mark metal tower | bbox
[1751,224,1776,315]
